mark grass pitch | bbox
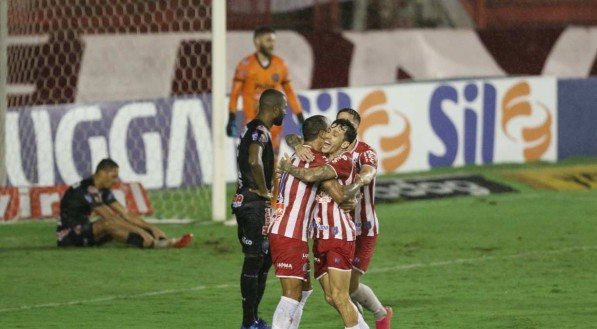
[1,159,596,328]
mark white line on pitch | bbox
[0,245,594,314]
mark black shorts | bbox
[56,222,111,247]
[234,198,270,255]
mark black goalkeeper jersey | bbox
[58,177,116,230]
[235,119,274,197]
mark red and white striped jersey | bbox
[268,148,327,241]
[312,151,357,241]
[351,140,379,237]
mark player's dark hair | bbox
[303,115,329,142]
[332,118,357,144]
[337,107,361,126]
[254,26,275,39]
[95,158,119,173]
[259,88,285,112]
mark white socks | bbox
[272,296,299,329]
[350,283,387,321]
[351,301,370,329]
[288,289,312,329]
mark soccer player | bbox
[227,26,305,153]
[56,158,193,249]
[269,115,361,329]
[278,119,369,329]
[287,108,393,329]
[232,89,287,329]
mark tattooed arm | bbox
[278,154,336,183]
[285,134,313,162]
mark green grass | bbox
[1,159,597,328]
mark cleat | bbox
[375,306,394,329]
[174,233,194,249]
[240,321,261,329]
[255,318,271,329]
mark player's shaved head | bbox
[258,89,287,126]
[303,115,330,142]
[259,89,285,112]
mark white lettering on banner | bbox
[166,99,211,187]
[0,195,10,218]
[343,30,504,86]
[18,187,31,219]
[88,136,109,170]
[543,27,597,78]
[109,103,163,189]
[55,106,103,185]
[6,113,30,186]
[31,110,55,186]
[40,192,61,217]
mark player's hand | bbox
[249,188,272,200]
[340,198,357,212]
[226,113,237,137]
[151,227,167,240]
[295,144,314,162]
[277,153,292,173]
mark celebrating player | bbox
[269,115,361,329]
[287,108,393,329]
[232,89,287,329]
[56,158,193,249]
[278,119,369,329]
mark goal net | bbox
[1,0,228,223]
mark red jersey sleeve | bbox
[328,152,353,180]
[359,147,378,169]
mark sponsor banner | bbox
[505,165,597,190]
[7,97,237,189]
[282,76,558,174]
[0,182,153,222]
[375,175,517,202]
[7,76,557,189]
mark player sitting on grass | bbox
[56,158,193,249]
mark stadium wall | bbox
[7,27,597,107]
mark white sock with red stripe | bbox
[350,283,387,320]
[288,289,313,329]
[272,296,299,329]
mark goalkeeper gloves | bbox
[226,112,237,137]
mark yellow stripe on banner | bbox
[505,165,597,190]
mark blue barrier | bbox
[558,78,597,160]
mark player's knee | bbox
[331,290,349,307]
[282,283,302,301]
[242,253,262,277]
[323,292,335,307]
